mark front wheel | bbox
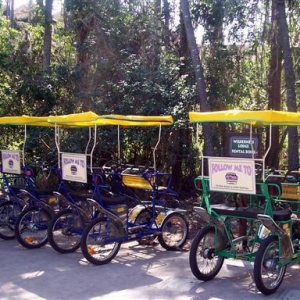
[48,208,85,254]
[14,206,53,249]
[254,235,286,295]
[189,225,225,281]
[158,212,188,250]
[81,216,121,265]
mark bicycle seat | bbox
[273,208,292,221]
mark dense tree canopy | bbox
[0,0,299,195]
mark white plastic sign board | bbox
[61,153,87,183]
[208,157,256,194]
[1,150,21,174]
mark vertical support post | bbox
[54,124,61,168]
[117,125,121,162]
[152,124,161,170]
[22,124,27,166]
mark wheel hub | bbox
[203,248,215,259]
[28,223,37,231]
[263,258,278,271]
[96,236,105,245]
[62,227,73,236]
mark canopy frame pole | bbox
[261,124,272,182]
[85,127,92,155]
[22,124,27,166]
[118,125,121,163]
[54,124,61,168]
[88,123,98,173]
[152,124,162,170]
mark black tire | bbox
[253,235,286,295]
[81,216,121,265]
[189,225,225,281]
[135,208,157,244]
[14,206,53,249]
[48,208,85,254]
[158,212,188,250]
[134,208,152,225]
[0,200,22,240]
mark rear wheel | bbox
[0,200,22,240]
[254,235,286,295]
[15,206,53,249]
[158,212,188,250]
[48,208,85,254]
[189,225,225,281]
[81,216,121,265]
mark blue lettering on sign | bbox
[11,154,19,161]
[211,163,233,174]
[212,162,253,176]
[234,165,242,172]
[2,153,11,160]
[63,158,74,165]
[63,156,85,169]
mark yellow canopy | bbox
[0,115,54,127]
[0,112,174,127]
[98,114,174,126]
[47,112,172,127]
[189,110,300,126]
[47,111,100,127]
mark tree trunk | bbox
[162,0,171,48]
[180,0,213,160]
[277,0,298,169]
[43,0,53,72]
[10,0,15,27]
[266,0,282,168]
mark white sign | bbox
[208,158,256,194]
[1,150,21,174]
[61,153,87,183]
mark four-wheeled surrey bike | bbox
[188,110,300,295]
[45,113,188,264]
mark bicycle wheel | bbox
[14,206,53,249]
[253,235,286,295]
[158,212,188,250]
[134,208,157,244]
[189,225,225,281]
[48,208,85,254]
[81,216,121,265]
[0,200,22,240]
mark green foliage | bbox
[0,0,299,193]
